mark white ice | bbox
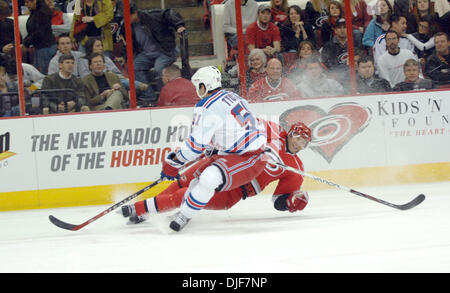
[1,181,449,273]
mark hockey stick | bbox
[48,178,164,231]
[49,155,205,231]
[269,160,425,210]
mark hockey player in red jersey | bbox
[122,121,312,226]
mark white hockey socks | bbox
[179,165,223,219]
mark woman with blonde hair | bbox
[304,0,330,30]
[270,0,289,25]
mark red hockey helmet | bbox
[288,122,312,142]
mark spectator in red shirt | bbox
[248,57,301,101]
[157,64,198,107]
[246,4,281,57]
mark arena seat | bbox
[11,13,74,39]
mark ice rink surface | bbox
[1,181,449,273]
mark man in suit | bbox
[81,52,128,110]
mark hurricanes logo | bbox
[338,52,349,65]
[0,132,16,163]
[280,103,372,163]
[315,15,328,28]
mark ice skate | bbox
[121,205,148,225]
[169,211,191,232]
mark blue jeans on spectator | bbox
[134,48,179,90]
[353,29,364,49]
[154,48,179,75]
[120,78,157,103]
[34,44,57,74]
[134,52,156,84]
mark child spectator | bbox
[393,58,435,90]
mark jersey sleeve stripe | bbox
[187,136,206,151]
[225,130,266,153]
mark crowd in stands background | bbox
[1,0,449,117]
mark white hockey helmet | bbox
[191,66,222,98]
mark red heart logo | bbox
[280,102,372,163]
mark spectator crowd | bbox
[223,0,449,101]
[1,0,449,117]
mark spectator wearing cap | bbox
[320,18,350,89]
[245,4,281,57]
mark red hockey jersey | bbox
[247,76,302,102]
[250,120,305,197]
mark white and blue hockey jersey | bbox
[175,90,267,163]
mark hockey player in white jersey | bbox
[155,66,268,232]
